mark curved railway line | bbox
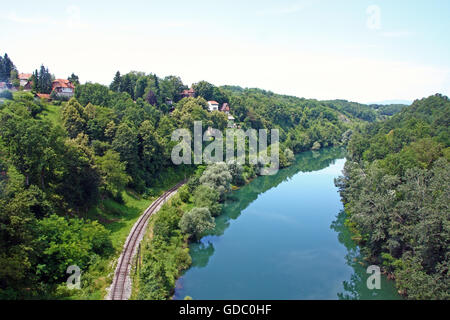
[108,181,184,300]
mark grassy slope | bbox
[41,103,61,126]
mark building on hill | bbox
[24,80,33,90]
[220,102,230,114]
[207,100,219,112]
[19,73,32,87]
[52,79,75,98]
[182,88,196,98]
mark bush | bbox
[178,185,191,203]
[194,185,222,216]
[179,207,215,239]
[227,160,245,186]
[311,141,321,150]
[36,215,113,285]
[199,162,232,201]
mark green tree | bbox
[192,81,214,101]
[61,98,86,139]
[37,65,53,94]
[96,150,131,199]
[110,71,122,92]
[226,160,245,186]
[68,73,80,86]
[0,53,16,81]
[134,76,148,100]
[159,75,186,103]
[179,207,215,239]
[75,82,111,107]
[193,185,222,216]
[58,136,101,212]
[0,180,40,298]
[199,162,232,201]
[36,215,112,285]
[10,69,19,87]
[112,122,141,187]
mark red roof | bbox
[182,88,196,97]
[208,101,219,105]
[52,79,75,90]
[36,93,51,100]
[19,73,32,80]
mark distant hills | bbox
[368,99,413,105]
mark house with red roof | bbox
[52,79,75,98]
[220,103,230,114]
[19,73,32,87]
[182,88,196,98]
[207,101,219,112]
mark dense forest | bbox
[1,51,438,300]
[336,94,450,299]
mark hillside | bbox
[336,93,450,299]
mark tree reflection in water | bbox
[331,211,401,300]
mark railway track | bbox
[107,181,184,300]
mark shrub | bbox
[179,207,215,239]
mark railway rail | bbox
[107,181,184,300]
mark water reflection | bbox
[181,147,346,280]
[331,211,401,300]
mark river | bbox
[173,148,401,300]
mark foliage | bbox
[36,215,112,285]
[96,150,130,199]
[199,162,232,201]
[31,65,53,94]
[68,73,80,86]
[138,200,191,300]
[193,185,222,216]
[336,94,450,299]
[0,53,16,81]
[179,207,215,240]
[226,160,245,186]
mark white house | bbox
[207,100,219,112]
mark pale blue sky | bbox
[1,0,449,103]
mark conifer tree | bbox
[110,71,121,92]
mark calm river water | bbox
[173,148,400,300]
